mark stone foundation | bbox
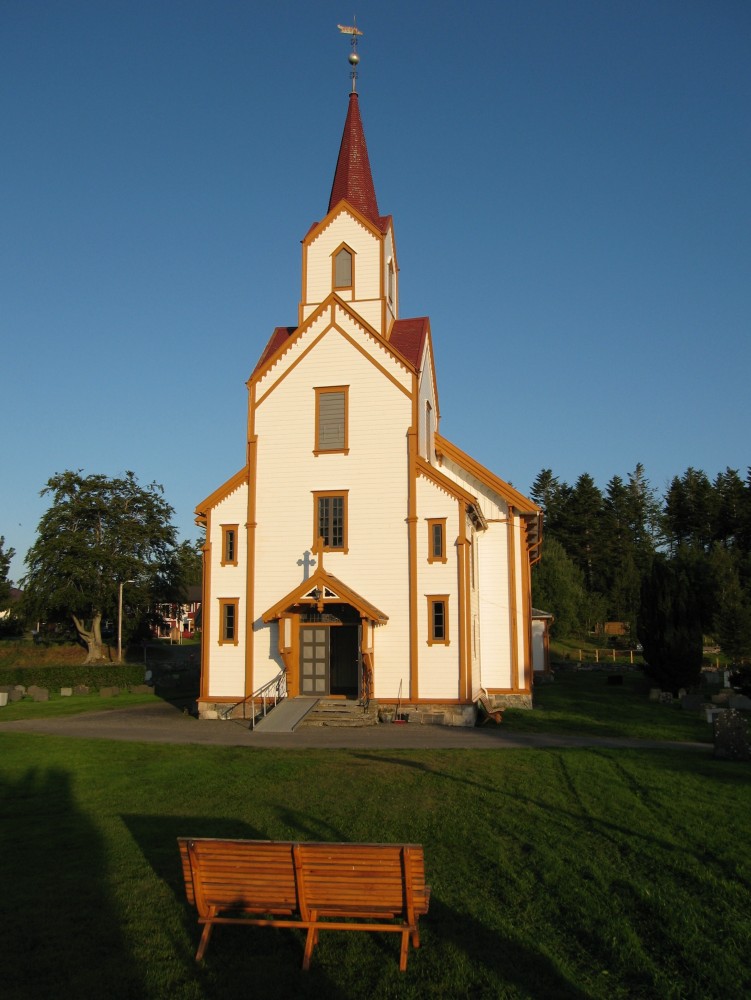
[199,694,534,726]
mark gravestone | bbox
[713,709,751,761]
[680,693,703,711]
[60,687,73,697]
[73,685,90,696]
[99,686,120,698]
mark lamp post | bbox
[117,580,135,663]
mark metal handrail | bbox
[221,668,287,728]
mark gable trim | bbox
[195,466,248,522]
[261,566,388,625]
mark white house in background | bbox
[194,86,542,722]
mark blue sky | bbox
[2,1,749,583]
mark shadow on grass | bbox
[426,896,591,999]
[123,813,352,1000]
[1,768,145,1000]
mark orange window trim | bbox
[220,524,239,566]
[314,385,350,455]
[332,242,355,292]
[427,518,447,564]
[218,598,239,646]
[312,490,349,553]
[426,595,450,646]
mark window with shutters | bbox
[333,245,354,290]
[427,595,450,646]
[314,386,349,454]
[313,491,348,552]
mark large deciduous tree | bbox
[22,471,178,662]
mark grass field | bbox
[2,714,749,999]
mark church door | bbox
[300,627,329,695]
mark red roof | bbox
[329,93,383,229]
[253,326,296,374]
[390,317,429,369]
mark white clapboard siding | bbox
[207,483,248,698]
[477,522,513,690]
[306,212,382,310]
[415,475,461,700]
[252,322,412,697]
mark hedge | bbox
[0,663,146,691]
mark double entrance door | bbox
[300,620,360,698]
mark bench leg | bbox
[302,912,319,971]
[399,929,410,972]
[196,915,215,962]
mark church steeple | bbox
[328,92,380,227]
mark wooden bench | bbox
[476,693,504,725]
[177,837,430,971]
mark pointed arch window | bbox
[333,245,354,290]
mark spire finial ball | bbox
[349,52,360,66]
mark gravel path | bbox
[0,699,711,752]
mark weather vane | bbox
[337,19,363,93]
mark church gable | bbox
[254,298,413,407]
[302,205,384,331]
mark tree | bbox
[637,555,704,694]
[0,535,15,610]
[22,471,178,662]
[664,468,714,552]
[710,545,751,661]
[531,538,589,637]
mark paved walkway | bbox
[0,699,711,751]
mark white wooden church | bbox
[195,77,542,723]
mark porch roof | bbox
[262,566,388,625]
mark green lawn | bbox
[2,733,749,1000]
[504,669,713,742]
[1,667,715,743]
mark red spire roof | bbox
[328,92,381,227]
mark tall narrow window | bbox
[425,401,433,462]
[218,598,239,645]
[313,491,348,552]
[427,518,447,564]
[315,386,349,454]
[334,246,353,289]
[221,525,238,566]
[427,596,450,646]
[388,260,395,304]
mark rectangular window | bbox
[221,525,238,566]
[218,598,239,645]
[314,491,348,552]
[427,595,450,646]
[427,518,447,563]
[315,386,349,454]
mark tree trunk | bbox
[72,612,107,663]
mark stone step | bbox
[299,699,380,728]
